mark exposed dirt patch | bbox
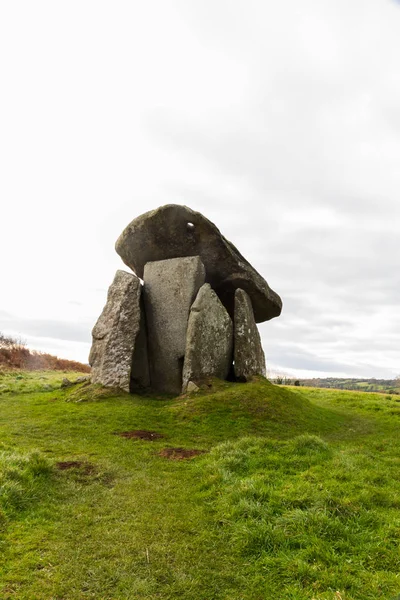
[56,461,96,475]
[116,430,165,441]
[158,447,206,460]
[56,460,82,470]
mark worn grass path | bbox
[0,373,399,599]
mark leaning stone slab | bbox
[182,284,233,393]
[115,204,282,323]
[234,288,266,381]
[143,256,205,395]
[89,270,149,392]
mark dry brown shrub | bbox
[0,331,90,372]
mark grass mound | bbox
[1,374,399,599]
[199,434,400,599]
[172,378,348,440]
[0,370,91,395]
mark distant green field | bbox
[295,377,400,395]
[0,369,89,395]
[1,374,400,599]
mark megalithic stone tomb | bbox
[89,205,282,394]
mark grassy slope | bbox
[0,370,89,395]
[0,376,399,599]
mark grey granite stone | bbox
[186,381,200,393]
[234,288,266,381]
[89,270,149,392]
[182,284,233,392]
[143,256,205,395]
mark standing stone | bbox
[89,270,149,392]
[182,284,233,393]
[143,256,205,395]
[234,288,266,381]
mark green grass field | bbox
[1,373,400,599]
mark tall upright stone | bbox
[89,270,149,392]
[182,284,233,393]
[143,256,205,395]
[234,288,266,381]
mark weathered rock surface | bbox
[75,376,90,384]
[61,378,74,388]
[234,288,266,381]
[60,376,90,388]
[143,256,206,395]
[182,284,233,392]
[186,381,200,393]
[115,204,282,323]
[89,270,149,392]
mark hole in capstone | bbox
[187,222,195,232]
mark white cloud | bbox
[1,0,400,377]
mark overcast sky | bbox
[1,0,400,379]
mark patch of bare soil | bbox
[56,461,96,475]
[116,430,165,441]
[158,447,206,460]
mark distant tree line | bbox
[273,376,300,386]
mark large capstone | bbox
[143,256,205,395]
[234,288,266,381]
[89,270,149,392]
[115,204,282,323]
[182,284,233,393]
